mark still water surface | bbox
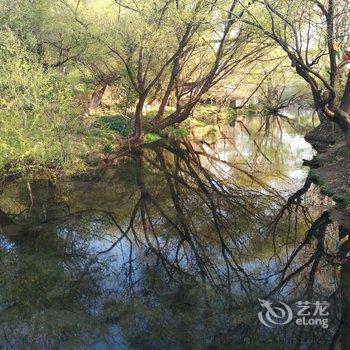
[0,115,346,349]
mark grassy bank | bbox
[0,98,238,180]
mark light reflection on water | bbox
[197,116,315,195]
[0,115,345,350]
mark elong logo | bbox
[258,299,293,328]
[258,299,329,329]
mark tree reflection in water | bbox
[0,137,347,349]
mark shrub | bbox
[0,29,80,173]
[94,116,131,136]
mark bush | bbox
[0,29,80,173]
[94,116,131,136]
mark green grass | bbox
[193,104,235,124]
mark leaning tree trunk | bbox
[331,106,350,146]
[152,56,181,124]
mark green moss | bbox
[171,127,190,138]
[333,194,350,206]
[308,169,325,185]
[333,147,350,160]
[320,186,333,197]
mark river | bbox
[0,113,346,349]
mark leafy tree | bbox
[241,0,350,143]
[61,0,268,141]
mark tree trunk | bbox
[152,56,180,123]
[343,127,350,146]
[341,71,350,114]
[84,83,108,116]
[154,85,172,122]
[305,101,335,145]
[132,94,147,141]
[151,103,196,132]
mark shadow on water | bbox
[0,115,349,349]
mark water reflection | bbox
[0,116,348,349]
[194,114,315,192]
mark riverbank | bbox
[306,139,350,212]
[0,107,315,202]
[0,104,235,182]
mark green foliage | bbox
[171,127,190,138]
[102,142,117,154]
[94,116,131,136]
[0,0,341,178]
[0,30,80,174]
[144,133,162,144]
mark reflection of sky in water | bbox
[0,115,330,349]
[199,118,315,194]
[57,224,130,349]
[0,235,15,251]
